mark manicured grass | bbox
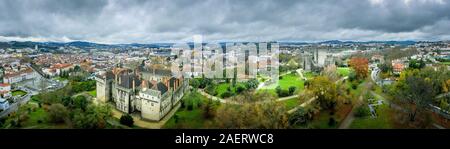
[439,62,450,65]
[279,73,305,91]
[88,90,97,97]
[164,108,205,128]
[349,103,393,129]
[1,104,70,129]
[308,103,352,129]
[215,82,246,98]
[337,67,351,77]
[283,97,301,110]
[303,71,316,79]
[23,107,48,127]
[259,73,305,96]
[216,83,231,97]
[12,90,27,97]
[164,91,217,128]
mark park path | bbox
[338,82,370,129]
[198,89,300,105]
[287,96,316,114]
[338,95,362,129]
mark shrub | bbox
[351,81,358,90]
[236,86,246,94]
[276,87,291,97]
[48,103,68,123]
[275,86,282,95]
[328,117,336,126]
[180,101,185,108]
[205,85,217,96]
[354,105,371,117]
[187,104,194,111]
[120,114,134,127]
[288,86,296,95]
[221,91,233,98]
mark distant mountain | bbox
[315,40,416,45]
[318,40,344,44]
[0,40,420,50]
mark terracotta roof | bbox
[3,68,34,78]
[52,63,73,69]
[0,83,10,87]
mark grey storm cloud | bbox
[0,0,449,43]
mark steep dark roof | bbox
[118,74,141,89]
[156,82,168,94]
[169,77,177,88]
[141,67,172,77]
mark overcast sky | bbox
[0,0,449,43]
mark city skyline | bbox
[0,0,450,44]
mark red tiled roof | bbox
[0,83,10,87]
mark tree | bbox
[73,96,88,111]
[288,107,310,126]
[245,79,259,90]
[408,59,425,70]
[393,70,436,121]
[307,76,338,110]
[275,86,282,95]
[74,65,81,72]
[202,99,216,119]
[348,57,369,80]
[288,86,296,95]
[236,85,246,94]
[205,84,218,96]
[72,104,111,129]
[221,91,233,98]
[48,103,68,123]
[214,94,288,129]
[323,65,339,81]
[354,104,370,117]
[120,114,134,127]
[198,78,212,89]
[379,63,392,73]
[189,79,200,89]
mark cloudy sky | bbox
[0,0,449,43]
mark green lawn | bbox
[309,110,339,129]
[283,97,301,110]
[349,103,393,129]
[215,82,246,98]
[12,90,27,97]
[88,90,97,97]
[344,80,366,97]
[303,71,316,79]
[1,104,70,129]
[258,73,305,96]
[337,67,351,77]
[164,91,217,128]
[439,61,450,65]
[23,107,48,127]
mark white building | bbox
[0,83,11,98]
[3,69,37,84]
[0,97,9,110]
